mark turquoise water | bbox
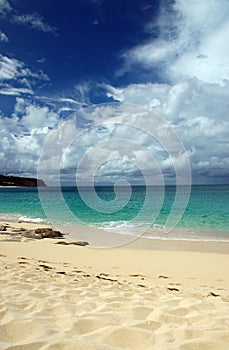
[0,185,228,241]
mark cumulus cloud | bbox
[21,104,59,130]
[101,0,229,184]
[105,79,229,183]
[0,0,228,185]
[12,13,57,34]
[34,103,190,186]
[123,0,229,84]
[1,88,227,184]
[105,79,229,121]
[0,100,60,176]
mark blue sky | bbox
[0,0,159,103]
[0,0,229,184]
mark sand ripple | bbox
[0,256,229,350]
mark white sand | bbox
[0,221,229,350]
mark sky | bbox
[0,0,229,185]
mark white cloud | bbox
[0,87,33,96]
[0,31,8,42]
[59,97,83,105]
[1,92,227,184]
[37,57,46,63]
[74,83,92,105]
[13,13,57,34]
[36,103,190,185]
[0,55,23,80]
[0,0,227,184]
[21,105,59,130]
[0,0,11,15]
[0,100,60,176]
[123,0,229,84]
[106,82,170,111]
[0,54,49,97]
[0,54,48,82]
[105,79,229,183]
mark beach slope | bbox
[0,221,229,350]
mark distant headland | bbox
[0,174,46,187]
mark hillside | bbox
[0,175,46,187]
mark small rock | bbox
[55,241,69,245]
[55,241,89,246]
[70,241,89,246]
[0,225,7,231]
[34,228,63,238]
[22,231,42,239]
[12,228,28,233]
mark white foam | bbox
[98,221,229,243]
[0,213,49,224]
[18,215,47,223]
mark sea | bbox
[0,185,228,242]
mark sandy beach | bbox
[0,220,229,350]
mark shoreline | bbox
[0,213,229,246]
[1,219,229,265]
[52,223,229,254]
